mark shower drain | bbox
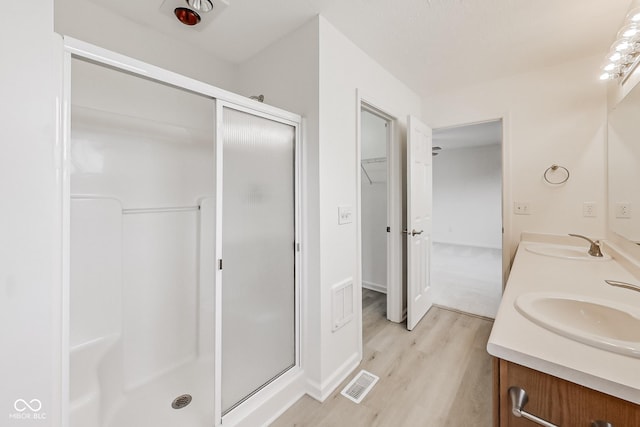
[171,394,192,409]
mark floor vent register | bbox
[340,370,379,404]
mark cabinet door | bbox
[498,359,640,427]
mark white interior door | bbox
[406,115,433,331]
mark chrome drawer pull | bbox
[509,386,614,427]
[509,386,558,427]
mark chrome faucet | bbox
[568,234,603,257]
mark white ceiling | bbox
[433,120,502,150]
[86,0,632,97]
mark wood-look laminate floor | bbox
[271,289,494,427]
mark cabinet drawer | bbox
[496,359,640,427]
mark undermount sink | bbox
[526,244,611,261]
[515,292,640,358]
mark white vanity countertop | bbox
[487,239,640,404]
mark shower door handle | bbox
[402,229,423,236]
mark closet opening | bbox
[360,108,389,331]
[431,119,503,318]
[358,101,400,345]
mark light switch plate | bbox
[338,206,353,224]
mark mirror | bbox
[608,81,640,243]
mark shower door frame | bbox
[60,37,303,427]
[214,100,302,424]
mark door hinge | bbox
[296,242,301,252]
[386,226,390,233]
[218,259,223,270]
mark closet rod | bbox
[122,206,200,215]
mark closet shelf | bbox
[360,157,387,184]
[361,157,387,164]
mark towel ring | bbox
[544,164,569,185]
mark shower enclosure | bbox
[63,39,301,427]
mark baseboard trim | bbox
[362,281,387,294]
[306,352,361,402]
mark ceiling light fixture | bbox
[187,0,214,13]
[600,8,640,81]
[174,7,201,25]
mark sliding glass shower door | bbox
[219,106,297,415]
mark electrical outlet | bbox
[616,202,632,219]
[583,202,596,217]
[514,202,531,215]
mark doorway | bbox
[359,106,391,340]
[431,120,503,318]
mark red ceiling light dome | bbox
[174,7,201,26]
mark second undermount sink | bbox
[515,292,640,358]
[526,244,611,261]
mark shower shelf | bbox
[361,157,387,185]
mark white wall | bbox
[423,55,608,261]
[318,16,423,392]
[433,144,502,248]
[361,111,387,291]
[238,16,424,400]
[361,110,387,158]
[0,4,63,426]
[55,0,237,91]
[235,17,323,395]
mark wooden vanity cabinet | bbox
[494,358,640,427]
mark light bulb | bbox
[623,27,639,39]
[628,8,640,23]
[187,0,213,13]
[610,52,622,62]
[600,72,611,80]
[616,40,630,51]
[604,63,616,71]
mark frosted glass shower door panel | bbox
[221,107,296,413]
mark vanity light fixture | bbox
[600,8,640,81]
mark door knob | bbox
[402,229,423,236]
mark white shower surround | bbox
[61,38,304,427]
